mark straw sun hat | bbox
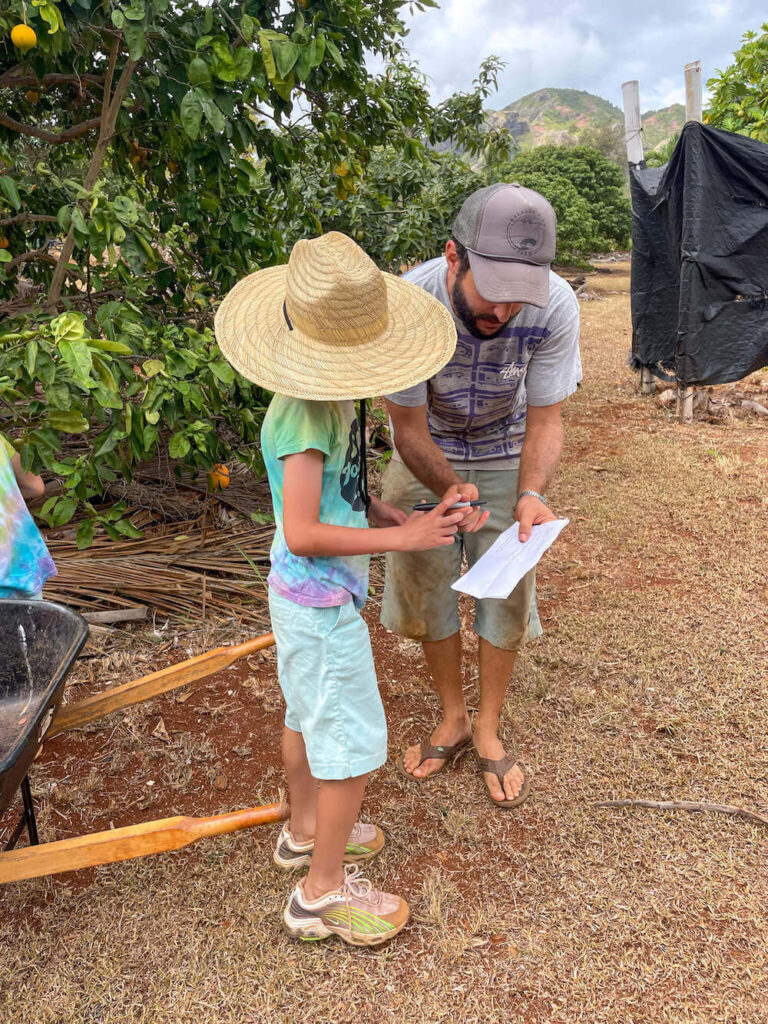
[214,232,457,401]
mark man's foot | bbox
[273,822,385,870]
[401,717,473,779]
[282,865,409,947]
[473,733,528,805]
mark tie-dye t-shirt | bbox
[262,395,369,610]
[0,435,56,598]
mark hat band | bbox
[466,248,550,266]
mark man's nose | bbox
[492,303,514,321]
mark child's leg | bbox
[303,773,368,899]
[282,726,317,841]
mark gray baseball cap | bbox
[452,183,557,308]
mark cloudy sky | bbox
[400,0,765,111]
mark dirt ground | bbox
[2,261,768,1023]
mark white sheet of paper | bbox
[451,519,569,600]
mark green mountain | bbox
[488,87,685,156]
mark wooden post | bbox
[621,80,644,165]
[679,60,703,422]
[622,81,652,394]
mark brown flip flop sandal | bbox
[397,736,472,782]
[474,749,531,809]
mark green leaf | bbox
[325,38,345,70]
[58,339,94,384]
[180,89,203,140]
[47,410,89,434]
[188,57,211,86]
[52,312,86,344]
[52,497,77,527]
[0,176,21,212]
[258,30,278,81]
[142,358,165,378]
[273,40,299,79]
[241,13,256,42]
[76,518,95,549]
[111,9,125,28]
[112,195,138,225]
[168,432,191,458]
[92,353,117,393]
[113,518,143,539]
[196,89,226,133]
[25,339,38,376]
[86,338,133,355]
[123,22,146,61]
[57,205,71,232]
[233,46,254,79]
[209,360,235,385]
[124,0,145,21]
[0,250,11,264]
[71,207,87,235]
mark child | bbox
[215,232,466,946]
[0,432,56,599]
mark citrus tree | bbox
[706,21,768,141]
[0,0,502,540]
[495,145,631,257]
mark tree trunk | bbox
[45,42,137,311]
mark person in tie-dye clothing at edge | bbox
[382,184,582,811]
[0,433,56,600]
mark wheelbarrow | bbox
[0,600,287,885]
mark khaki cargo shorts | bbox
[380,460,542,652]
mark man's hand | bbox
[441,482,490,533]
[515,495,556,543]
[368,495,408,529]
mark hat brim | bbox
[467,251,550,308]
[214,266,457,401]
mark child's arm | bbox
[11,453,45,501]
[283,449,468,557]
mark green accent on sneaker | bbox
[323,907,394,935]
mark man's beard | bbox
[451,272,514,340]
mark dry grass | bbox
[2,264,768,1023]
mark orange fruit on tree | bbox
[208,463,230,490]
[11,24,37,52]
[0,238,9,249]
[26,90,39,103]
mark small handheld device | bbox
[411,500,488,512]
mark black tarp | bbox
[630,121,768,387]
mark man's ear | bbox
[445,239,459,273]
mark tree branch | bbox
[0,214,58,227]
[0,70,105,91]
[595,798,768,829]
[0,113,102,144]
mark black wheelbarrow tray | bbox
[0,599,286,885]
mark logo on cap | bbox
[506,210,547,259]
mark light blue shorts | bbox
[268,589,387,781]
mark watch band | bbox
[516,489,548,507]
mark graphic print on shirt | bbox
[339,416,366,512]
[426,325,550,462]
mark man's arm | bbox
[515,402,563,542]
[384,400,462,497]
[384,400,488,532]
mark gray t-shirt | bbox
[387,257,582,470]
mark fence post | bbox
[679,61,703,423]
[622,81,654,394]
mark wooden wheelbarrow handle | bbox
[0,801,289,885]
[49,632,275,738]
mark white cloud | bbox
[400,0,765,112]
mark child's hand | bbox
[396,495,467,551]
[368,495,408,529]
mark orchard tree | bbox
[706,21,768,141]
[495,145,631,255]
[0,0,508,539]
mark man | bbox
[381,183,581,809]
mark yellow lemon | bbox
[11,24,37,52]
